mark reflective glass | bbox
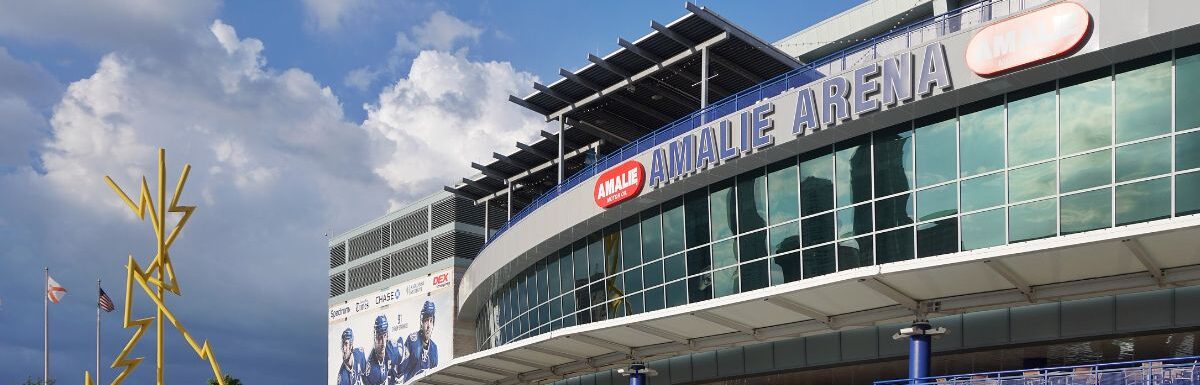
[801,213,834,247]
[1009,161,1056,202]
[641,208,663,262]
[687,247,710,276]
[625,293,643,315]
[572,240,588,287]
[712,239,738,269]
[769,222,800,255]
[767,159,800,224]
[737,168,768,232]
[875,193,913,230]
[800,149,835,215]
[664,253,686,282]
[1179,131,1200,171]
[643,260,663,288]
[1010,198,1057,242]
[589,281,606,322]
[623,268,643,298]
[575,287,591,324]
[662,198,685,255]
[917,218,958,258]
[961,173,1005,212]
[666,281,687,307]
[547,255,561,298]
[874,124,914,197]
[621,218,640,269]
[1116,177,1171,225]
[915,111,957,187]
[739,230,767,262]
[688,273,712,303]
[1060,188,1111,235]
[802,245,836,278]
[1060,150,1111,193]
[772,252,802,284]
[837,236,872,270]
[1179,172,1200,216]
[875,226,914,264]
[917,183,957,221]
[713,267,738,298]
[588,232,604,282]
[837,135,873,206]
[559,250,574,297]
[1060,68,1112,154]
[960,97,1005,177]
[1116,138,1171,182]
[1116,54,1171,142]
[685,190,709,248]
[644,286,665,312]
[837,204,872,239]
[741,260,769,292]
[709,179,736,241]
[1008,83,1057,166]
[1178,45,1200,130]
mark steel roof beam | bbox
[691,311,756,336]
[559,68,603,92]
[983,259,1033,301]
[460,178,496,193]
[486,355,547,371]
[507,95,552,116]
[523,345,589,361]
[709,53,764,83]
[471,162,508,180]
[459,362,518,377]
[859,277,920,314]
[532,81,575,106]
[625,323,690,345]
[650,20,696,48]
[492,152,533,170]
[442,185,479,200]
[762,297,832,326]
[541,129,579,150]
[641,79,700,109]
[434,371,489,384]
[473,141,600,205]
[568,334,632,355]
[618,37,664,63]
[587,54,633,79]
[606,92,673,123]
[515,142,554,161]
[684,3,802,69]
[566,117,630,145]
[1123,238,1165,286]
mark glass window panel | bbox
[536,263,548,307]
[1116,53,1171,142]
[688,273,712,303]
[802,213,834,247]
[739,230,767,262]
[1060,188,1112,235]
[1060,150,1111,193]
[685,190,710,248]
[589,281,606,322]
[917,183,957,221]
[664,253,686,282]
[1178,45,1200,130]
[837,236,872,270]
[1116,177,1171,225]
[621,218,641,270]
[641,208,664,262]
[624,267,643,294]
[838,135,874,205]
[1060,68,1112,154]
[837,203,873,239]
[588,232,604,282]
[915,111,957,187]
[644,286,665,312]
[643,260,664,288]
[625,293,643,316]
[769,222,800,255]
[741,260,769,292]
[875,226,914,264]
[709,178,737,240]
[1008,82,1057,166]
[961,208,1006,251]
[802,245,836,278]
[662,198,685,255]
[961,173,1005,212]
[1178,172,1200,216]
[1116,138,1171,182]
[712,267,738,298]
[1010,198,1057,242]
[875,193,913,230]
[560,249,575,293]
[666,281,688,308]
[772,252,802,285]
[686,247,711,276]
[800,149,835,215]
[917,218,958,258]
[874,124,914,197]
[1179,131,1200,171]
[712,239,737,269]
[737,168,768,232]
[562,293,576,327]
[1009,161,1057,202]
[960,97,1005,177]
[548,251,562,298]
[767,158,800,224]
[575,287,591,324]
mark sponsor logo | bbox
[965,2,1090,76]
[594,160,646,208]
[431,272,451,287]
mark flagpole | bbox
[97,278,102,385]
[44,267,48,385]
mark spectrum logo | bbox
[594,160,645,208]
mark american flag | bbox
[98,287,114,312]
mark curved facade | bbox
[475,47,1200,350]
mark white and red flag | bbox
[46,275,66,304]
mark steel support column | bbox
[558,118,565,183]
[893,320,945,381]
[618,362,656,385]
[700,46,709,110]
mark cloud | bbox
[301,0,376,33]
[0,47,62,168]
[342,11,482,92]
[0,0,218,53]
[412,11,483,51]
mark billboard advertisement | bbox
[329,268,454,385]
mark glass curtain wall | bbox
[476,46,1200,350]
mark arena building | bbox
[331,0,1200,384]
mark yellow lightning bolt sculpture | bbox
[85,148,225,385]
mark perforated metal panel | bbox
[330,271,346,297]
[348,257,384,291]
[431,196,485,228]
[391,241,428,277]
[390,208,428,244]
[431,231,485,262]
[329,243,346,268]
[348,227,382,261]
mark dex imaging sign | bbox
[965,2,1090,76]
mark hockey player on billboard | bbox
[398,300,439,382]
[363,315,404,385]
[337,328,366,385]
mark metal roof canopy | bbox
[444,2,800,215]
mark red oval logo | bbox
[965,2,1090,76]
[594,160,645,208]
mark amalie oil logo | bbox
[594,160,645,208]
[965,2,1090,76]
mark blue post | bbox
[908,322,932,380]
[621,362,655,385]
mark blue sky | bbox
[0,0,854,383]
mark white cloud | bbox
[363,50,545,197]
[342,10,482,92]
[301,0,374,32]
[412,11,483,51]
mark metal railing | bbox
[484,0,1052,249]
[875,356,1200,385]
